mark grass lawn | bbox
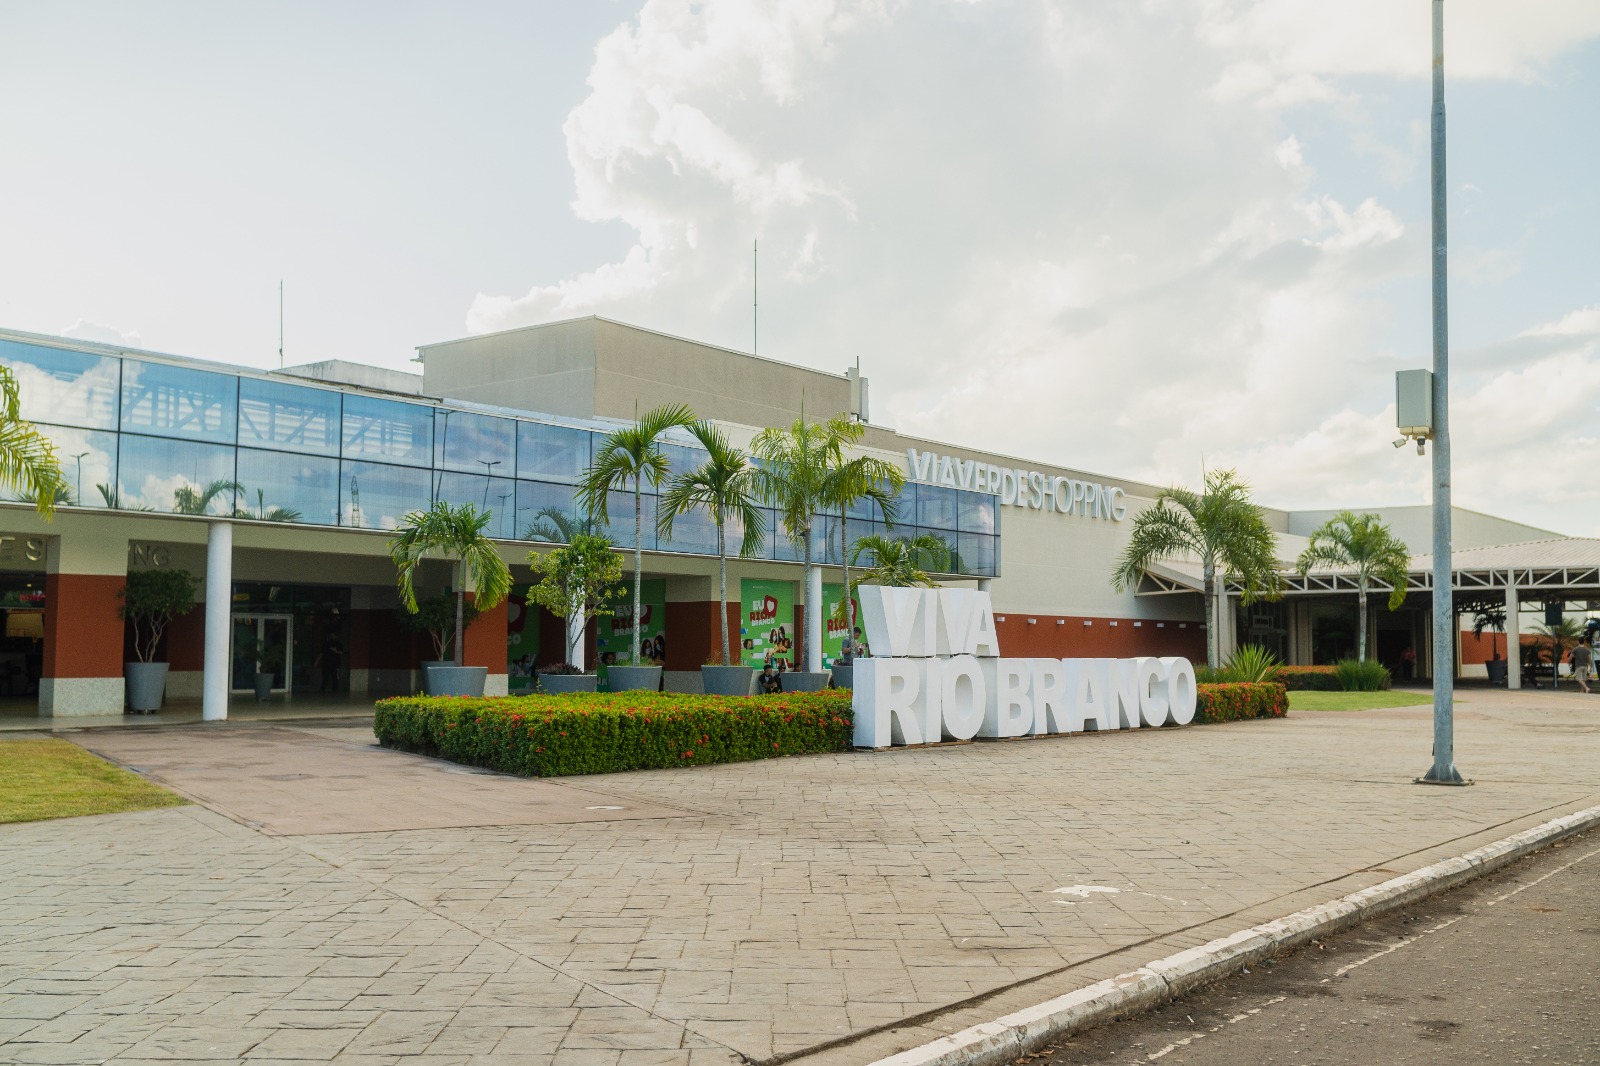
[0,738,187,824]
[1289,690,1438,712]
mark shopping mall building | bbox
[0,316,1591,718]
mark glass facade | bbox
[0,337,1001,575]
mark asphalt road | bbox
[1036,829,1600,1066]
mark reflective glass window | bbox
[958,532,997,577]
[767,509,803,562]
[238,378,340,455]
[846,479,904,524]
[916,485,959,531]
[436,471,518,540]
[517,422,590,484]
[435,409,514,475]
[235,449,339,526]
[845,520,883,563]
[341,394,433,467]
[810,514,842,565]
[958,491,997,535]
[516,480,582,543]
[33,424,117,508]
[659,504,718,556]
[0,341,120,430]
[117,435,237,514]
[916,529,961,573]
[659,442,709,483]
[120,359,237,443]
[339,460,431,530]
[601,490,657,551]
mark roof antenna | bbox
[278,279,284,369]
[752,239,758,356]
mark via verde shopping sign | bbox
[906,448,1127,520]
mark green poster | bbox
[506,585,542,692]
[821,584,859,668]
[598,578,667,687]
[740,579,795,671]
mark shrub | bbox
[1271,665,1342,691]
[1217,644,1281,683]
[1334,658,1391,692]
[1196,682,1288,723]
[373,690,854,777]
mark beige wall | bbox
[419,317,598,418]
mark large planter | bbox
[830,663,853,691]
[609,665,662,692]
[783,671,832,693]
[539,673,598,694]
[1486,659,1508,685]
[125,661,169,713]
[254,672,275,702]
[701,665,754,697]
[425,664,488,697]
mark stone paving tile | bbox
[3,691,1598,1064]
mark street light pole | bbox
[71,451,89,504]
[1420,0,1467,786]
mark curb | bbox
[868,803,1600,1066]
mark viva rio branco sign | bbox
[852,586,1196,749]
[907,448,1127,520]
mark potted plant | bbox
[389,501,512,697]
[751,413,902,693]
[578,403,697,691]
[395,592,479,683]
[657,420,766,697]
[119,568,199,713]
[526,533,625,695]
[236,631,287,701]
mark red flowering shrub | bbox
[374,690,854,777]
[1270,665,1341,691]
[1195,681,1288,723]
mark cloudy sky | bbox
[3,1,1598,533]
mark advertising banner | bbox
[821,584,863,668]
[740,579,795,671]
[598,578,667,687]
[505,585,542,692]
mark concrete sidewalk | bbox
[1,687,1598,1065]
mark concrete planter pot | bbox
[783,671,832,693]
[830,663,853,691]
[538,673,598,695]
[701,665,754,697]
[425,665,488,697]
[608,665,662,692]
[125,661,168,713]
[253,672,275,701]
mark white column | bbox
[203,521,232,721]
[977,579,992,594]
[567,611,586,672]
[806,567,823,673]
[1505,579,1521,690]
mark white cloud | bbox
[59,319,142,348]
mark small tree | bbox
[389,501,512,667]
[119,569,199,663]
[526,534,626,668]
[1295,511,1410,663]
[1533,616,1584,687]
[846,534,951,596]
[395,592,480,661]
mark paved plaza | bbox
[2,688,1599,1065]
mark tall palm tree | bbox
[657,421,766,666]
[826,461,903,644]
[1111,468,1283,669]
[752,413,898,672]
[0,364,68,519]
[847,533,951,595]
[1533,616,1584,688]
[1295,511,1411,663]
[577,403,697,665]
[389,501,512,666]
[172,478,243,516]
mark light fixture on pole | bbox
[479,460,501,509]
[71,451,89,504]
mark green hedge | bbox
[1196,681,1288,723]
[1271,665,1342,691]
[373,690,854,777]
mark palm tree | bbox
[847,533,952,595]
[752,413,898,673]
[1533,616,1584,688]
[826,461,904,644]
[389,501,513,667]
[657,421,766,666]
[172,478,243,516]
[577,404,696,665]
[1111,468,1283,669]
[0,364,68,519]
[1295,511,1411,662]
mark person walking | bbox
[316,631,345,695]
[1570,637,1593,695]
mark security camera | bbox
[1393,438,1408,449]
[1416,438,1427,456]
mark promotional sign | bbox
[505,585,542,693]
[822,584,862,668]
[851,586,1195,749]
[740,578,795,671]
[906,448,1126,521]
[598,578,666,687]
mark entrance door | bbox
[230,614,293,692]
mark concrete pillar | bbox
[977,579,992,594]
[203,521,232,721]
[567,612,586,672]
[1506,579,1521,690]
[40,533,127,717]
[805,566,823,673]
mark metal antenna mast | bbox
[753,239,759,356]
[1420,0,1466,786]
[278,279,284,369]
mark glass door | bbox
[230,613,294,692]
